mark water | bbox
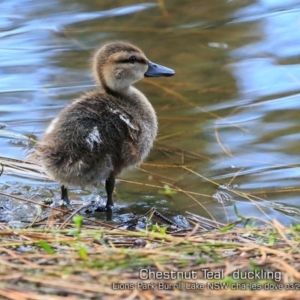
[1,0,300,225]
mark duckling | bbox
[31,41,175,210]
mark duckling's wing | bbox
[107,106,140,141]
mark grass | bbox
[0,207,300,299]
[1,158,300,299]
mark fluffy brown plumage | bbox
[30,41,175,210]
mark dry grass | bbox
[0,199,299,299]
[1,156,300,299]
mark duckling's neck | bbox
[100,82,127,98]
[104,80,131,97]
[94,67,134,97]
[105,84,156,119]
[98,85,131,101]
[128,86,156,118]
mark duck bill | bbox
[145,61,175,77]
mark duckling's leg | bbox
[61,185,70,205]
[105,175,115,209]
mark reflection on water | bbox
[1,0,300,225]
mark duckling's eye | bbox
[128,56,137,64]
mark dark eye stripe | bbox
[116,58,147,64]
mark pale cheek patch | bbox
[86,126,102,150]
[115,68,123,78]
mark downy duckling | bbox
[31,41,175,210]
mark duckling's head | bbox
[93,41,175,94]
